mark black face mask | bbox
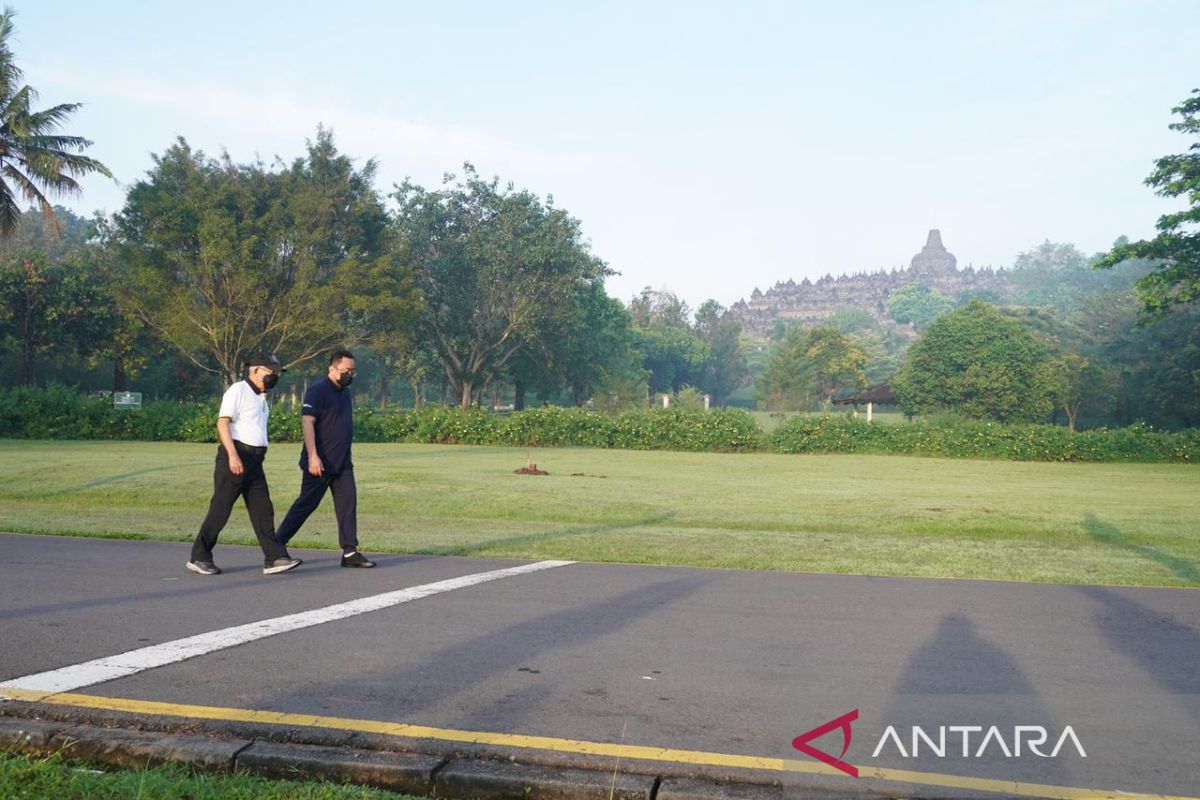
[261,372,279,390]
[336,374,354,389]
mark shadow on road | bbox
[874,614,1071,785]
[1076,585,1200,727]
[0,553,438,622]
[268,572,706,730]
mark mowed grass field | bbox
[0,440,1197,587]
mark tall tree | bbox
[509,282,636,408]
[1096,88,1200,314]
[755,326,814,411]
[825,307,910,384]
[393,164,609,409]
[894,300,1055,422]
[693,300,747,406]
[628,288,705,396]
[1001,306,1116,431]
[0,252,110,384]
[1091,296,1200,428]
[114,132,416,386]
[798,326,869,405]
[0,8,112,236]
[755,326,867,410]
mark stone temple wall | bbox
[729,230,1012,337]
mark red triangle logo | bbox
[791,709,859,778]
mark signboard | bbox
[113,391,142,410]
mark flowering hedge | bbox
[1,387,1196,462]
[770,414,1200,463]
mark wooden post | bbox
[867,401,874,424]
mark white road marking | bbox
[1,560,574,696]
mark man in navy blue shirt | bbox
[274,348,375,568]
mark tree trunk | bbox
[21,338,36,386]
[379,370,389,409]
[112,356,127,392]
[514,380,526,411]
[19,305,36,386]
[412,380,424,410]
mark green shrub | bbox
[771,414,1200,462]
[499,406,616,447]
[770,414,886,454]
[612,408,767,452]
[0,388,1195,463]
[0,385,126,439]
[402,405,502,444]
[132,401,218,442]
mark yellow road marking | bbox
[2,688,1194,800]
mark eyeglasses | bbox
[335,367,357,377]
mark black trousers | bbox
[275,467,358,551]
[191,443,289,563]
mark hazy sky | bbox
[16,1,1200,310]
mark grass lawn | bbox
[0,751,414,799]
[0,440,1197,587]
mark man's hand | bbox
[228,454,245,475]
[308,454,324,477]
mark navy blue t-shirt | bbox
[299,377,354,475]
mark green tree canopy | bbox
[0,8,112,236]
[393,164,609,409]
[1096,88,1200,314]
[886,283,955,327]
[114,131,416,386]
[693,299,747,406]
[628,288,706,396]
[894,300,1055,422]
[755,325,813,411]
[755,325,867,410]
[507,281,637,408]
[0,251,111,385]
[0,206,92,260]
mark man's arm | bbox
[302,415,323,476]
[216,417,243,475]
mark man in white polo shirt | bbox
[187,352,302,576]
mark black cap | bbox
[245,352,286,372]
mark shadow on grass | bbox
[409,513,677,557]
[1084,514,1200,586]
[7,461,207,499]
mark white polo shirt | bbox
[218,380,270,447]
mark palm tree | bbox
[0,7,112,236]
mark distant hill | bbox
[730,230,1012,336]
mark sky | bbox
[14,1,1200,311]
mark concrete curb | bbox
[238,740,444,795]
[0,707,926,799]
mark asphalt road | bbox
[1,533,1198,798]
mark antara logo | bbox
[871,725,1087,759]
[792,709,859,778]
[793,711,1087,779]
